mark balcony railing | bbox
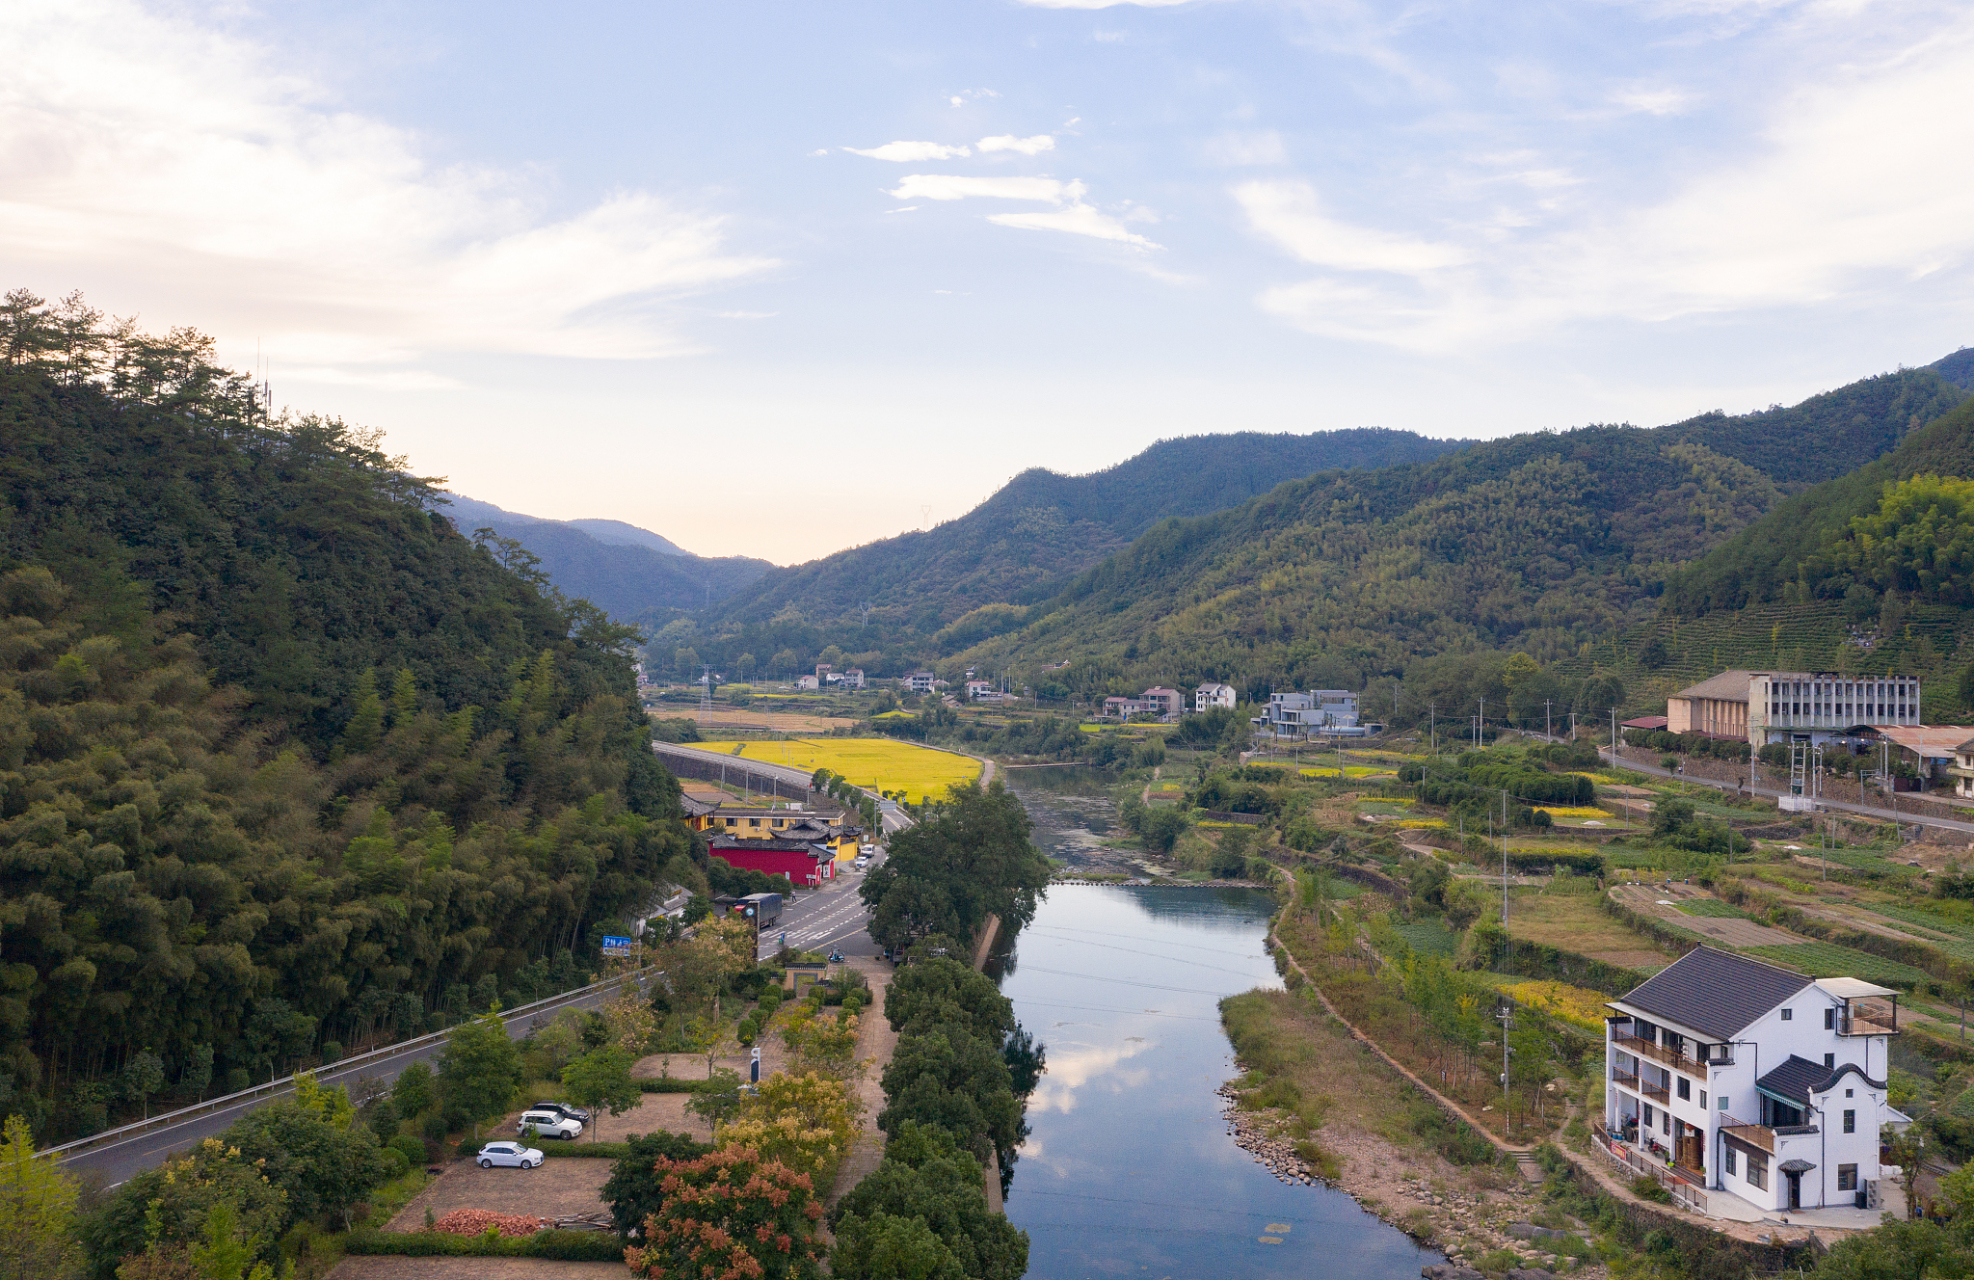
[1720,1116,1773,1153]
[1612,1067,1639,1090]
[1838,1000,1900,1037]
[1612,1032,1710,1075]
[1641,1080,1670,1104]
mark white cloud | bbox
[0,0,773,378]
[886,174,1081,202]
[1027,1040,1153,1116]
[1240,12,1974,350]
[1236,181,1468,273]
[978,134,1056,155]
[989,204,1160,248]
[844,140,972,162]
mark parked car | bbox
[477,1141,544,1169]
[529,1100,591,1124]
[517,1109,583,1140]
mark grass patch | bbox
[1391,918,1460,957]
[1674,899,1748,918]
[1742,943,1928,986]
[1504,888,1672,960]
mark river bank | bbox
[1218,986,1597,1277]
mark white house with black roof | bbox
[1602,947,1911,1215]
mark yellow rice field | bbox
[1396,818,1448,829]
[1490,978,1610,1032]
[1299,765,1398,779]
[1535,806,1611,819]
[691,739,981,801]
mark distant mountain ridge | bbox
[437,492,772,624]
[706,427,1473,631]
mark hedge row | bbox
[541,1143,633,1158]
[636,1077,700,1093]
[343,1230,623,1260]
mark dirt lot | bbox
[332,1259,622,1280]
[827,959,896,1203]
[383,1160,612,1233]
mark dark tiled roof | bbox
[1757,1055,1886,1108]
[1616,947,1811,1040]
[709,836,826,854]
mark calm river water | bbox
[996,769,1438,1279]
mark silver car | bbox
[477,1141,544,1169]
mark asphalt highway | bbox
[61,980,621,1189]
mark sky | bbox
[5,0,1974,565]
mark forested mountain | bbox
[1655,368,1963,488]
[441,492,772,624]
[0,295,696,1139]
[1662,393,1974,615]
[704,428,1469,635]
[941,367,1971,702]
[1935,348,1974,392]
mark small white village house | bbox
[1194,682,1237,712]
[1603,948,1909,1215]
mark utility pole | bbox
[1479,697,1485,747]
[1502,789,1510,923]
[1430,702,1436,753]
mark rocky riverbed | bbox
[1218,1087,1605,1280]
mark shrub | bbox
[394,1133,427,1167]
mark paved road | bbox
[760,858,887,961]
[1598,746,1974,835]
[61,980,625,1189]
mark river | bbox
[996,771,1441,1279]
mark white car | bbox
[517,1109,583,1141]
[477,1141,543,1169]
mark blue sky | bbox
[6,0,1973,563]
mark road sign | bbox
[601,936,634,956]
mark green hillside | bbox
[939,369,1969,701]
[1566,394,1974,717]
[701,427,1469,638]
[0,305,694,1139]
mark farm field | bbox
[1504,887,1676,973]
[692,739,981,799]
[1743,942,1930,986]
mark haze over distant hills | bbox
[437,492,773,623]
